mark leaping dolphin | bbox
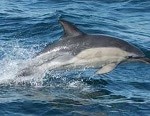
[17,19,150,77]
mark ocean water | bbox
[0,0,150,115]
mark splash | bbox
[0,41,42,85]
[0,41,87,89]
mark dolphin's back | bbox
[49,34,144,57]
[39,19,144,58]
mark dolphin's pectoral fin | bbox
[96,63,118,74]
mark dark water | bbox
[0,0,150,115]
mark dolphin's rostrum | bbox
[17,19,150,77]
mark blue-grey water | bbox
[0,0,150,116]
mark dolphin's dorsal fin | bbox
[59,19,84,37]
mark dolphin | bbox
[17,19,150,77]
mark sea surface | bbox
[0,0,150,116]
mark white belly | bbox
[67,47,135,68]
[18,47,135,77]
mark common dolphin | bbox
[17,19,150,77]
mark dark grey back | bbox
[41,34,144,57]
[39,19,144,57]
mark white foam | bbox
[0,42,89,89]
[0,41,39,84]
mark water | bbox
[0,0,150,115]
